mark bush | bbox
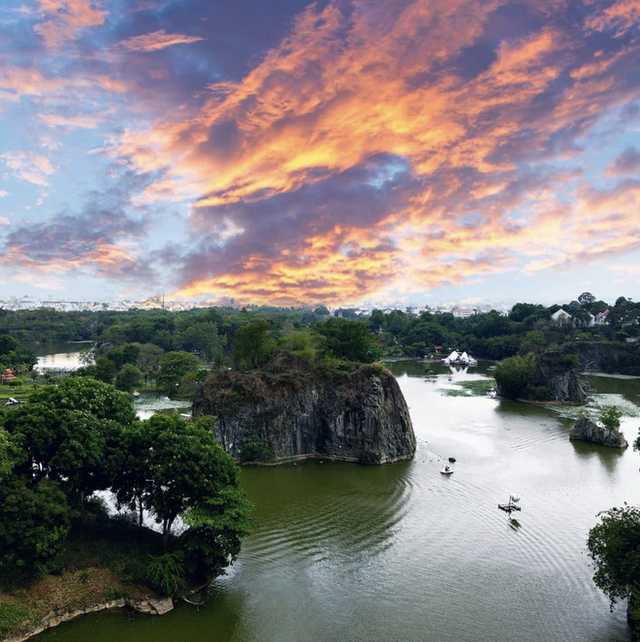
[146,552,187,598]
[601,407,622,432]
[494,353,537,399]
[240,437,275,463]
[559,354,581,369]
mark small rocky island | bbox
[570,415,629,448]
[193,360,416,465]
[495,351,588,404]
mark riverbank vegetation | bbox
[588,430,640,639]
[0,377,252,639]
[2,292,639,385]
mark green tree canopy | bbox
[176,322,226,363]
[155,351,200,393]
[494,353,537,399]
[232,320,276,371]
[115,363,143,392]
[587,506,640,609]
[315,318,382,363]
[141,415,252,549]
[0,477,71,574]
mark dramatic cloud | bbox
[0,183,156,286]
[2,0,640,302]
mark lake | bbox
[34,360,639,641]
[32,342,93,373]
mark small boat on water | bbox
[440,465,454,475]
[132,391,140,397]
[498,493,522,513]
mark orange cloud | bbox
[33,0,107,48]
[109,0,640,304]
[118,30,204,52]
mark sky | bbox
[1,0,640,308]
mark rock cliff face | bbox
[570,416,629,448]
[534,352,589,403]
[193,364,415,464]
[565,341,640,375]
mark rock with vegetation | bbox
[494,351,588,403]
[569,415,628,448]
[193,358,415,465]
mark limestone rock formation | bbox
[193,363,415,464]
[569,415,629,448]
[534,352,589,403]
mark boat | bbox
[498,493,522,513]
[441,350,478,366]
[132,391,140,397]
[440,465,454,475]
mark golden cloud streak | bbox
[112,0,640,303]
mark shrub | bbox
[494,353,537,399]
[146,552,187,598]
[559,354,581,369]
[601,407,623,432]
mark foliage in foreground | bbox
[0,377,253,592]
[587,506,640,619]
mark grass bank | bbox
[0,516,164,640]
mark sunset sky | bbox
[1,0,640,307]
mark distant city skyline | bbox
[1,0,640,305]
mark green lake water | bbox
[35,361,639,641]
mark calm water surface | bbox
[37,361,639,642]
[33,342,92,372]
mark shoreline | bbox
[241,451,415,467]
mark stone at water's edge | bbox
[569,415,629,448]
[193,364,416,464]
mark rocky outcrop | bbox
[569,415,629,448]
[193,363,415,464]
[534,352,589,403]
[564,341,640,375]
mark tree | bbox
[3,378,134,503]
[578,292,597,307]
[587,506,640,611]
[115,364,143,392]
[494,353,537,399]
[315,318,383,363]
[155,351,200,394]
[601,407,623,432]
[232,320,276,370]
[28,377,136,425]
[142,415,252,549]
[112,421,156,527]
[93,357,117,384]
[0,428,16,483]
[0,477,71,574]
[176,321,226,363]
[0,335,19,357]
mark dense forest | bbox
[1,292,640,389]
